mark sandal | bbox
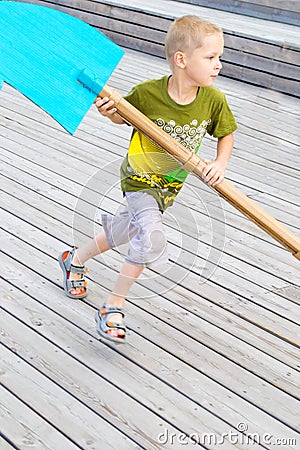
[95,305,127,343]
[58,247,88,299]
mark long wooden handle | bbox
[101,85,300,260]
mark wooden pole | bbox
[100,85,300,260]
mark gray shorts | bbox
[102,191,169,267]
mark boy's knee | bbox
[130,210,167,263]
[147,227,167,254]
[138,210,166,247]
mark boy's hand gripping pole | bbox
[100,85,300,261]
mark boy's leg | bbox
[64,201,137,298]
[69,231,110,296]
[102,261,144,338]
[99,192,167,339]
[72,231,110,266]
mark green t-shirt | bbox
[120,75,237,211]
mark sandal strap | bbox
[95,309,127,341]
[67,278,87,289]
[104,321,126,332]
[100,305,125,318]
[98,306,126,331]
[69,263,86,275]
[63,247,86,274]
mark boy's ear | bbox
[173,51,186,68]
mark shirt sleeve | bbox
[207,91,238,138]
[124,83,144,111]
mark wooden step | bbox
[16,0,300,97]
[174,0,300,26]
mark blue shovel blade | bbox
[0,1,124,134]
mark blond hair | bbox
[165,15,223,67]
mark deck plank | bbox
[1,343,142,450]
[0,385,81,450]
[1,307,188,450]
[1,279,258,450]
[2,250,299,444]
[0,435,16,450]
[173,0,300,25]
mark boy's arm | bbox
[201,133,234,186]
[95,96,126,125]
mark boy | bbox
[59,15,237,343]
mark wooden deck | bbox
[1,29,300,450]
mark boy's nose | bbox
[216,59,222,70]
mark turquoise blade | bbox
[0,1,124,134]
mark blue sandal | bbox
[58,247,88,299]
[95,305,127,343]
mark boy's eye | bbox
[208,55,222,60]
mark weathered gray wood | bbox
[1,284,253,450]
[1,311,193,450]
[172,0,300,25]
[0,386,80,450]
[221,61,299,98]
[2,250,299,441]
[0,436,16,450]
[224,48,298,80]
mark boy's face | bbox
[183,33,224,87]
